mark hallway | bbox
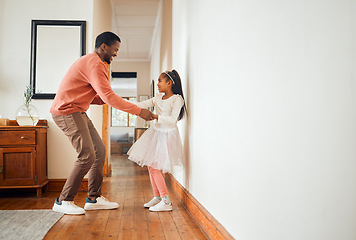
[0,155,207,240]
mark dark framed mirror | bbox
[30,20,86,99]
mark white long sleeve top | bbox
[136,94,184,129]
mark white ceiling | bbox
[110,0,162,62]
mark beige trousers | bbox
[52,112,106,201]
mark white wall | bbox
[150,1,163,84]
[171,0,356,239]
[353,0,356,107]
[0,0,95,179]
[160,0,172,71]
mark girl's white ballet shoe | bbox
[149,200,173,212]
[144,197,161,208]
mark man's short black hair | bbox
[95,31,121,48]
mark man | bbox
[50,31,154,215]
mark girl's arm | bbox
[156,96,184,124]
[135,97,155,109]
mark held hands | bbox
[139,109,156,121]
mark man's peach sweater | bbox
[50,53,141,116]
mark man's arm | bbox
[88,63,155,121]
[92,94,155,120]
[91,95,105,105]
[139,109,155,121]
[88,64,141,115]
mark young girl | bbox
[127,69,186,212]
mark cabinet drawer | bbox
[0,131,36,145]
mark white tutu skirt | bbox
[127,125,184,173]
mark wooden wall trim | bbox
[102,61,111,177]
[47,179,88,192]
[102,103,111,177]
[164,173,235,240]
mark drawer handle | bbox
[21,136,25,139]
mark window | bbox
[111,97,137,127]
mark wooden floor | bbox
[0,155,207,240]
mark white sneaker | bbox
[52,198,85,215]
[84,196,119,210]
[144,197,161,208]
[149,200,173,212]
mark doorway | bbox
[109,72,137,157]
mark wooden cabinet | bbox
[0,120,48,196]
[134,128,148,141]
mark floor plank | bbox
[0,154,207,240]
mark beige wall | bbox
[150,8,162,86]
[150,0,172,95]
[160,0,172,71]
[87,0,113,168]
[88,0,113,136]
[92,0,112,45]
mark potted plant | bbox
[15,85,39,126]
